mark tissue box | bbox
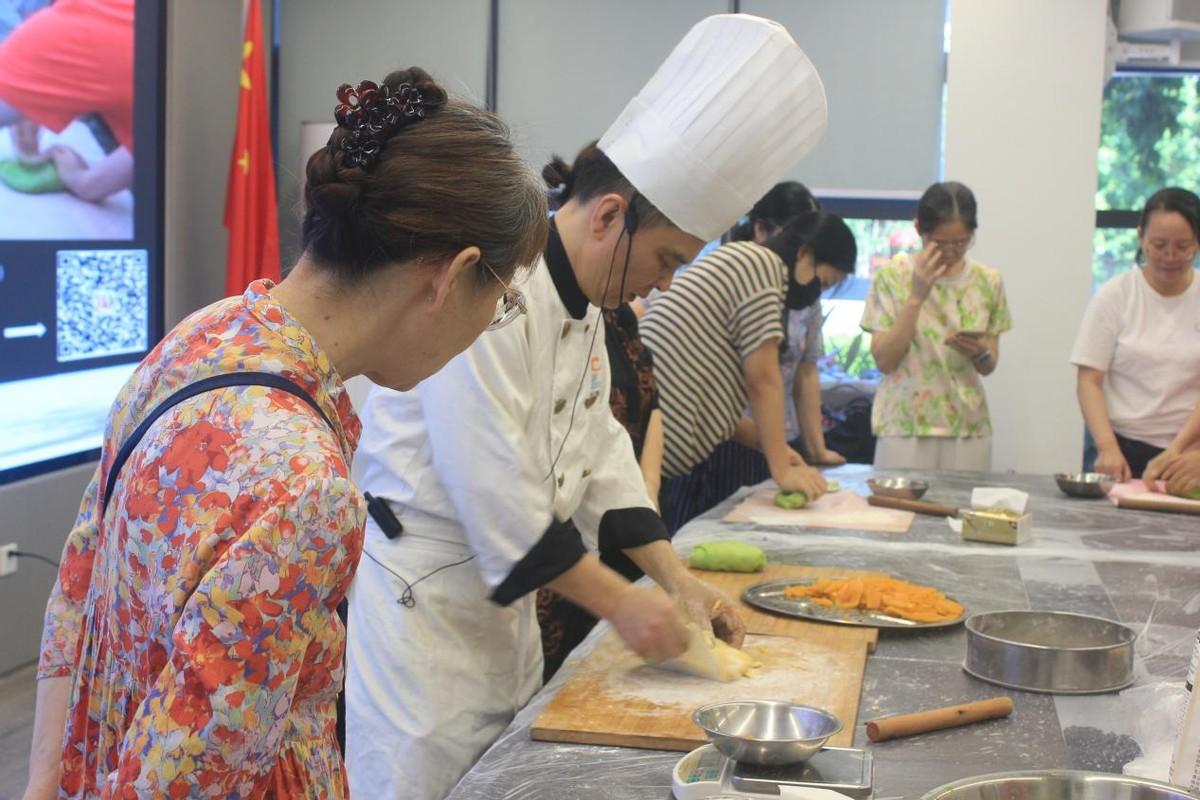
[962,509,1032,546]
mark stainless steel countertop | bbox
[446,466,1200,800]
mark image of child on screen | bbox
[0,0,134,240]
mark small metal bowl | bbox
[868,477,929,500]
[922,769,1200,800]
[963,610,1136,694]
[692,701,842,766]
[1055,472,1116,499]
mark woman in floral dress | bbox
[22,67,548,800]
[861,181,1012,471]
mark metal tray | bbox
[742,578,967,630]
[922,769,1199,800]
[962,610,1136,694]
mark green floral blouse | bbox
[860,254,1012,438]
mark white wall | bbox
[943,0,1108,473]
[745,0,946,192]
[276,0,490,267]
[495,0,726,170]
[164,1,243,327]
[496,0,945,192]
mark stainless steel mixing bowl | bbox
[691,700,842,766]
[868,477,930,500]
[1055,472,1116,499]
[963,610,1136,694]
[922,769,1200,800]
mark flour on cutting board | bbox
[579,633,842,712]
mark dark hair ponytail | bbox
[302,67,548,285]
[542,141,670,228]
[916,181,978,235]
[731,181,820,242]
[760,211,857,275]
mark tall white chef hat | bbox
[598,14,827,242]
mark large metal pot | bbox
[963,610,1136,694]
[922,769,1200,800]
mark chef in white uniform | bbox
[345,14,829,800]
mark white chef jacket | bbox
[352,222,669,604]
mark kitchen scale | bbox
[672,744,873,799]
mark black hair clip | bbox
[332,80,426,169]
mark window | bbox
[815,198,921,383]
[1094,71,1200,290]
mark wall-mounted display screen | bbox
[0,0,164,483]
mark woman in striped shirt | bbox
[641,210,857,531]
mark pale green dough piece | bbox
[0,158,66,194]
[774,491,807,509]
[1170,485,1200,501]
[827,479,841,492]
[689,541,767,573]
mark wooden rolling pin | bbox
[867,494,961,517]
[866,697,1014,742]
[1116,496,1200,517]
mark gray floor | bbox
[0,662,35,800]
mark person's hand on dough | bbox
[674,574,746,649]
[609,584,690,663]
[1162,450,1200,497]
[1143,448,1180,489]
[10,120,48,165]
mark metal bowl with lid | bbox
[963,610,1136,694]
[868,477,930,500]
[1055,472,1117,499]
[922,769,1200,800]
[692,701,842,766]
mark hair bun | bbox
[382,67,448,112]
[542,155,572,192]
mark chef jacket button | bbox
[583,392,599,409]
[561,322,571,339]
[557,473,565,487]
[554,398,566,414]
[585,324,590,333]
[582,468,591,479]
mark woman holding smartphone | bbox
[860,181,1011,471]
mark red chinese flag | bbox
[223,0,280,296]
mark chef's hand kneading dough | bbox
[652,622,761,682]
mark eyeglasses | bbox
[930,237,973,253]
[1145,239,1199,259]
[483,262,527,331]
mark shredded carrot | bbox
[784,576,963,623]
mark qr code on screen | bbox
[56,249,149,362]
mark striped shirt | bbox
[640,241,788,478]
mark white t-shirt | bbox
[1069,268,1200,448]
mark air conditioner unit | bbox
[1119,0,1200,41]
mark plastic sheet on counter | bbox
[447,466,1200,800]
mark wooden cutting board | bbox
[531,631,867,752]
[688,563,883,652]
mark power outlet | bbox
[0,543,16,578]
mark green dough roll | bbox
[688,541,766,573]
[0,158,66,194]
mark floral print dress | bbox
[860,255,1012,438]
[39,280,365,799]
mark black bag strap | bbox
[100,372,336,517]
